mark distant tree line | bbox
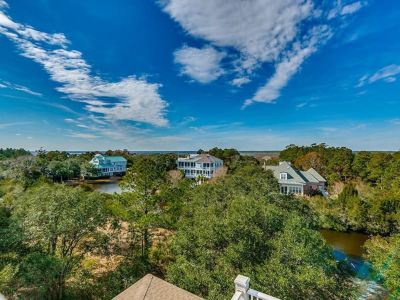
[0,148,31,160]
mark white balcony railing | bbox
[231,275,280,300]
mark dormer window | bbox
[280,172,288,180]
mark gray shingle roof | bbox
[307,168,326,182]
[178,154,223,164]
[264,161,325,185]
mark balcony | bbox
[231,275,280,300]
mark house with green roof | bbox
[90,154,127,177]
[264,161,327,196]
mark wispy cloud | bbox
[0,80,42,96]
[296,102,308,109]
[328,1,366,19]
[357,64,400,87]
[341,2,364,15]
[68,132,98,139]
[161,0,365,107]
[390,118,400,125]
[174,45,225,83]
[0,121,33,129]
[0,1,169,127]
[244,26,332,107]
[177,116,197,126]
[230,77,251,87]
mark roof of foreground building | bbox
[112,274,204,300]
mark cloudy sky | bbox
[0,0,399,151]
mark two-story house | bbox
[264,161,327,196]
[177,154,223,179]
[90,154,127,177]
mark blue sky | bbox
[0,0,399,151]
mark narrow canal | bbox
[320,230,387,299]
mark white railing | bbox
[231,275,280,300]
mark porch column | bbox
[233,275,249,300]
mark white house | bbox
[177,154,223,179]
[264,161,327,196]
[90,154,127,177]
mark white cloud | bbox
[357,64,400,87]
[0,1,8,8]
[244,26,332,107]
[230,77,251,87]
[0,122,33,129]
[328,1,365,19]
[0,2,168,127]
[162,0,364,106]
[0,80,42,96]
[64,118,75,123]
[390,119,400,125]
[174,45,225,83]
[68,132,98,139]
[162,0,314,74]
[296,102,308,108]
[178,116,197,126]
[341,2,363,15]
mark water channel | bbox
[320,229,387,299]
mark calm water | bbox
[92,181,122,194]
[320,230,387,299]
[320,229,371,278]
[320,229,369,258]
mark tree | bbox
[120,157,166,257]
[80,161,98,180]
[352,151,372,180]
[364,234,400,299]
[0,148,31,160]
[294,151,323,173]
[325,147,353,182]
[0,156,43,188]
[366,153,392,185]
[46,160,70,182]
[9,184,108,299]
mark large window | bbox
[288,186,302,194]
[280,172,288,180]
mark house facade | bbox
[90,154,127,177]
[177,154,223,179]
[264,161,327,196]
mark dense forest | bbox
[0,145,399,299]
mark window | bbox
[280,173,287,180]
[280,186,288,194]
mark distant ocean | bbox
[31,150,281,156]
